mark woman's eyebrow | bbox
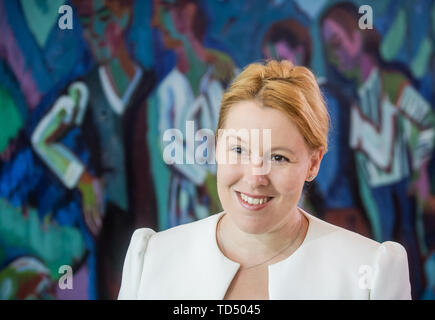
[230,136,296,155]
[227,135,248,143]
[271,146,296,155]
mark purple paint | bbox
[0,0,41,110]
[55,262,90,300]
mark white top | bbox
[118,208,411,300]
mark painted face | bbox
[75,0,131,64]
[322,18,361,78]
[263,40,305,66]
[216,100,319,235]
[151,0,184,49]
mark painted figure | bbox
[262,18,370,236]
[31,0,157,298]
[149,0,236,229]
[320,2,435,298]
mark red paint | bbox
[105,22,123,57]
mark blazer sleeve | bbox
[370,241,412,300]
[118,228,156,300]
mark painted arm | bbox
[31,82,103,236]
[397,85,435,171]
[349,99,397,170]
[31,82,88,189]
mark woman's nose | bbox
[244,172,269,188]
[249,153,271,176]
[244,155,269,187]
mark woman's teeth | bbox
[240,193,271,205]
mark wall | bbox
[0,0,434,299]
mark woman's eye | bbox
[271,154,289,163]
[231,146,243,154]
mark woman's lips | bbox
[235,191,274,211]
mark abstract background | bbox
[0,0,434,299]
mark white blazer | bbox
[118,208,411,300]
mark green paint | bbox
[0,199,86,278]
[147,93,171,231]
[0,268,16,299]
[160,7,183,43]
[0,262,55,299]
[411,37,433,78]
[0,246,5,265]
[203,172,222,214]
[159,6,207,95]
[107,59,130,97]
[380,9,406,61]
[380,70,407,103]
[324,46,361,84]
[20,0,65,47]
[32,105,75,178]
[432,3,435,37]
[184,44,208,96]
[0,87,23,153]
[355,153,382,241]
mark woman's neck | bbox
[218,207,307,267]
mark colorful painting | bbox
[0,0,434,300]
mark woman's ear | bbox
[306,147,325,181]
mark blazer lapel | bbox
[170,212,240,299]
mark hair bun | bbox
[262,59,296,81]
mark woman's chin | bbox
[229,212,274,235]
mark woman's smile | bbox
[234,190,274,211]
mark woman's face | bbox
[216,100,323,234]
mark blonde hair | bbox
[217,60,330,152]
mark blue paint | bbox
[128,0,154,68]
[0,60,28,126]
[3,0,52,92]
[0,148,43,207]
[1,0,434,300]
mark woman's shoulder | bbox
[119,213,222,299]
[130,212,221,249]
[302,208,406,260]
[272,208,411,299]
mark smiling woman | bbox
[214,61,328,299]
[118,60,411,300]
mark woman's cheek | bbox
[269,167,303,195]
[217,163,242,187]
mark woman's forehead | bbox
[220,101,307,148]
[224,101,296,130]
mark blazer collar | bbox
[186,212,240,299]
[191,208,318,299]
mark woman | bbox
[118,60,411,299]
